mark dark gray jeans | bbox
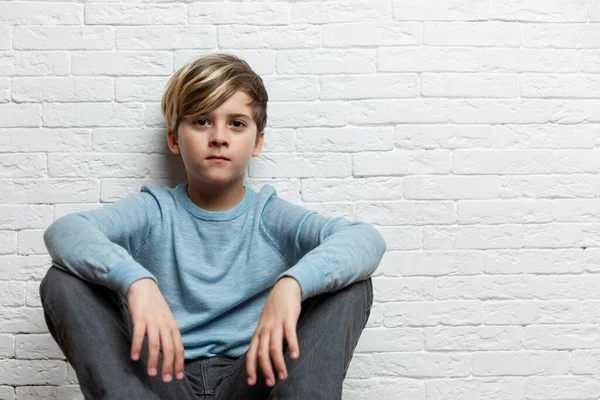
[39,266,373,400]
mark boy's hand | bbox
[126,278,185,384]
[246,277,302,388]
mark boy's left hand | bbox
[246,277,302,388]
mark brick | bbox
[257,129,295,152]
[0,27,11,50]
[582,50,600,73]
[383,301,481,327]
[0,3,82,25]
[372,277,436,302]
[457,200,553,225]
[0,104,40,128]
[72,51,172,76]
[472,351,570,376]
[523,24,600,49]
[424,225,524,250]
[0,52,69,76]
[356,201,455,226]
[555,150,600,173]
[354,150,451,176]
[379,251,483,276]
[525,325,600,350]
[494,124,595,149]
[526,376,600,399]
[483,300,581,325]
[355,328,422,352]
[0,232,16,255]
[219,26,319,50]
[0,360,65,385]
[0,256,51,282]
[0,79,9,102]
[572,349,600,374]
[14,27,113,50]
[15,334,64,360]
[376,226,422,251]
[277,49,375,74]
[268,102,347,128]
[425,326,523,351]
[395,125,494,149]
[0,154,46,178]
[500,175,597,199]
[116,76,169,102]
[343,378,425,400]
[485,250,584,274]
[0,336,13,359]
[379,47,480,72]
[17,230,46,256]
[92,128,168,154]
[453,150,553,175]
[424,22,522,47]
[451,100,551,124]
[521,74,600,98]
[117,26,215,50]
[42,103,144,128]
[524,223,600,248]
[293,0,391,23]
[320,74,417,100]
[0,307,48,333]
[301,178,402,202]
[0,129,90,153]
[323,22,421,47]
[48,153,149,178]
[427,378,525,400]
[491,0,589,22]
[264,76,318,102]
[482,48,579,73]
[297,127,393,153]
[421,73,519,98]
[348,353,470,378]
[0,206,52,230]
[13,77,113,102]
[86,3,186,25]
[189,2,290,25]
[16,385,82,400]
[437,275,536,300]
[0,179,99,204]
[404,176,500,200]
[249,153,351,179]
[554,199,600,222]
[392,0,488,21]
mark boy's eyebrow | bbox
[199,112,252,120]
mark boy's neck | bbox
[186,181,246,212]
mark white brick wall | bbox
[1,0,600,398]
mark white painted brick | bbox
[48,153,149,178]
[72,51,172,76]
[426,378,525,400]
[521,74,600,99]
[404,176,500,200]
[0,52,69,76]
[580,301,600,323]
[144,102,166,127]
[115,77,168,102]
[424,225,524,250]
[0,256,51,282]
[348,352,470,378]
[297,127,393,153]
[437,275,536,300]
[581,50,600,72]
[17,230,46,256]
[395,125,494,149]
[0,206,52,230]
[554,199,600,222]
[0,179,99,204]
[0,360,65,385]
[0,27,11,50]
[354,150,451,176]
[293,0,391,23]
[301,178,402,202]
[0,3,82,25]
[535,276,600,300]
[92,128,168,154]
[548,100,600,124]
[379,250,483,276]
[16,385,82,400]
[483,300,581,325]
[323,22,421,47]
[526,376,600,399]
[249,153,350,179]
[0,308,48,334]
[383,301,481,327]
[0,154,46,178]
[425,326,523,351]
[0,129,91,153]
[523,223,600,248]
[555,150,600,173]
[15,334,64,360]
[392,0,488,21]
[355,328,422,352]
[485,250,584,274]
[451,100,551,124]
[264,76,318,102]
[424,22,522,47]
[494,124,595,149]
[525,325,600,350]
[453,150,553,175]
[0,104,40,128]
[482,48,579,73]
[268,102,347,128]
[85,3,187,25]
[117,26,215,50]
[189,2,290,25]
[472,351,570,376]
[421,73,519,98]
[320,74,417,100]
[376,226,422,251]
[0,232,16,255]
[0,283,25,307]
[259,129,296,152]
[343,378,425,400]
[378,47,480,72]
[365,303,382,328]
[356,201,455,226]
[13,27,113,51]
[0,79,9,102]
[372,277,436,302]
[301,202,354,219]
[26,282,41,308]
[175,50,275,76]
[277,49,375,74]
[42,103,144,128]
[523,24,600,49]
[572,349,600,374]
[100,179,173,202]
[500,175,597,199]
[490,0,589,22]
[593,0,600,21]
[583,248,600,273]
[457,200,553,225]
[220,26,320,50]
[0,336,12,359]
[13,77,113,103]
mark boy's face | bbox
[167,90,264,187]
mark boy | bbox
[40,53,386,399]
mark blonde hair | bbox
[161,53,268,138]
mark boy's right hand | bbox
[126,278,185,384]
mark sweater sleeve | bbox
[260,194,386,301]
[43,188,161,297]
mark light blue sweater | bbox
[43,183,386,359]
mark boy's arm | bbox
[261,195,386,301]
[43,190,160,297]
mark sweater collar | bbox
[176,183,254,221]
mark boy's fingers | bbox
[147,324,160,376]
[245,335,259,385]
[160,326,174,382]
[171,329,185,380]
[258,334,275,387]
[270,328,287,380]
[284,320,300,359]
[130,320,145,361]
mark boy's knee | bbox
[39,266,89,307]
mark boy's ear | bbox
[167,128,181,154]
[252,131,265,157]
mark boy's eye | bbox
[232,120,246,128]
[195,119,209,126]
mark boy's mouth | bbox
[206,155,230,162]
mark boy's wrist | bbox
[277,276,302,296]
